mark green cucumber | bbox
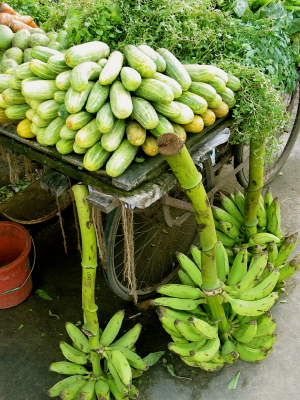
[156,48,191,91]
[15,62,36,79]
[85,81,110,114]
[75,118,102,149]
[150,114,174,138]
[31,46,62,62]
[2,88,26,105]
[152,72,182,98]
[32,113,54,127]
[183,64,216,82]
[64,41,110,68]
[0,74,11,91]
[176,91,208,115]
[66,111,94,130]
[99,50,124,85]
[83,142,111,171]
[120,66,142,91]
[226,74,241,91]
[8,75,22,90]
[37,99,60,120]
[53,91,67,104]
[109,81,133,119]
[207,76,227,93]
[5,103,31,120]
[123,44,157,78]
[65,81,94,114]
[60,124,78,139]
[134,78,174,103]
[22,79,58,100]
[56,70,72,91]
[189,82,217,103]
[70,61,102,92]
[73,142,89,154]
[96,102,115,133]
[56,138,75,154]
[151,101,182,119]
[137,44,166,72]
[131,97,158,129]
[105,139,139,177]
[29,59,57,79]
[47,53,71,74]
[101,118,126,152]
[40,116,65,146]
[168,102,194,124]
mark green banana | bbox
[187,316,218,339]
[100,310,125,347]
[161,323,183,338]
[215,240,230,282]
[246,333,277,350]
[236,268,279,301]
[222,350,239,364]
[65,322,90,354]
[59,341,89,365]
[106,377,125,400]
[108,349,132,387]
[78,379,96,400]
[232,319,257,343]
[222,291,278,317]
[218,220,241,240]
[211,205,242,229]
[267,241,279,264]
[157,311,182,337]
[156,283,204,299]
[132,368,144,378]
[110,323,142,349]
[180,355,198,367]
[49,361,89,375]
[246,232,281,247]
[274,232,299,267]
[196,360,225,371]
[171,335,190,344]
[278,254,300,281]
[111,347,149,371]
[178,269,197,287]
[47,375,86,398]
[168,338,208,357]
[214,218,222,231]
[129,383,139,399]
[219,192,244,224]
[227,247,248,286]
[216,229,238,247]
[264,187,273,212]
[59,378,88,400]
[234,189,246,216]
[234,251,268,293]
[106,359,130,397]
[95,378,110,400]
[257,195,267,228]
[176,252,203,287]
[156,306,194,323]
[221,338,236,355]
[150,297,202,311]
[255,316,277,338]
[190,245,202,269]
[267,197,281,237]
[189,337,220,362]
[174,319,207,341]
[235,342,271,362]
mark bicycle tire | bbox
[234,82,300,188]
[103,158,214,301]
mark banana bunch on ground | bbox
[47,311,148,399]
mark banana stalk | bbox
[157,133,230,335]
[244,139,266,240]
[72,184,102,376]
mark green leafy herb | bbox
[35,289,52,301]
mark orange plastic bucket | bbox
[0,221,32,308]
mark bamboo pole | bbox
[72,184,102,377]
[157,133,229,334]
[244,139,266,240]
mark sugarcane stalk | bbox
[72,184,102,376]
[244,138,266,240]
[157,133,229,334]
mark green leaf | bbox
[18,324,24,330]
[35,289,52,301]
[228,371,241,389]
[143,351,165,366]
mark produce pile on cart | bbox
[1,1,300,399]
[0,9,241,178]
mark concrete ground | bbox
[0,132,300,400]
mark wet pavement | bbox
[0,132,300,400]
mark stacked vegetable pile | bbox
[150,185,300,370]
[0,25,241,177]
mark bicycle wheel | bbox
[234,82,300,188]
[103,158,214,301]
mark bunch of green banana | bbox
[48,311,146,399]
